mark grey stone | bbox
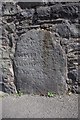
[37,6,51,20]
[0,70,2,91]
[1,2,80,94]
[14,0,80,2]
[55,22,71,38]
[55,21,80,38]
[50,3,80,20]
[17,3,80,23]
[21,9,35,20]
[2,51,9,59]
[2,2,17,15]
[14,29,67,95]
[0,50,2,59]
[68,70,78,82]
[17,2,44,9]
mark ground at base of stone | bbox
[1,93,78,118]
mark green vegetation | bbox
[16,90,23,96]
[47,91,56,97]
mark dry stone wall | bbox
[0,2,17,93]
[0,2,80,95]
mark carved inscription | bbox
[14,29,66,94]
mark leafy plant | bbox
[47,91,56,97]
[16,90,23,96]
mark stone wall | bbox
[0,2,80,95]
[0,2,17,93]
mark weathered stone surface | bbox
[0,3,17,94]
[55,21,80,38]
[50,3,80,19]
[16,3,80,24]
[2,2,17,15]
[13,29,67,95]
[21,9,35,19]
[1,2,80,95]
[37,6,51,20]
[17,2,45,10]
[0,70,2,91]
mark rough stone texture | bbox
[0,2,80,94]
[0,70,2,91]
[55,21,80,38]
[50,3,79,19]
[0,2,17,94]
[17,2,44,9]
[13,29,66,94]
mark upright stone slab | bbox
[14,29,67,95]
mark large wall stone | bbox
[13,29,67,95]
